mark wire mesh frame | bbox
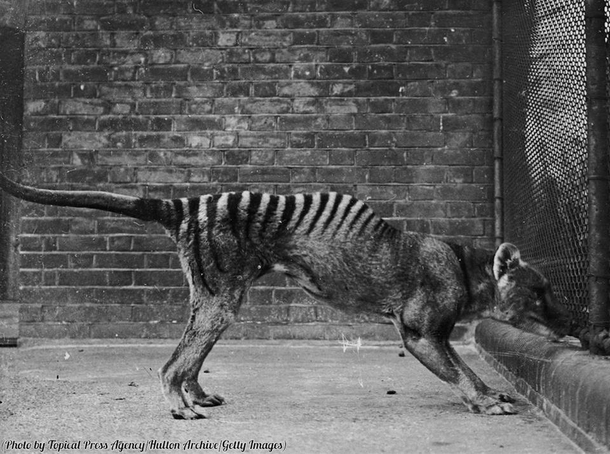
[502,0,596,331]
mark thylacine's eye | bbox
[533,286,546,297]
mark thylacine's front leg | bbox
[158,293,238,420]
[392,317,515,415]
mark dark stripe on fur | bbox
[245,193,263,240]
[347,202,369,232]
[171,199,184,240]
[279,195,296,235]
[322,194,342,233]
[357,211,376,237]
[260,195,279,238]
[188,198,215,296]
[293,194,313,232]
[372,218,388,237]
[227,192,242,241]
[205,195,223,273]
[333,196,357,237]
[306,193,329,235]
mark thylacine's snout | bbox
[549,303,573,338]
[492,291,572,340]
[492,308,570,340]
[540,290,573,338]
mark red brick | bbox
[59,99,107,115]
[316,167,366,183]
[141,32,187,49]
[241,99,292,114]
[175,116,223,131]
[242,31,292,47]
[355,114,404,130]
[430,218,486,236]
[447,202,476,218]
[134,270,184,287]
[238,132,286,148]
[319,30,368,46]
[136,167,189,184]
[239,167,290,183]
[172,150,222,166]
[317,132,366,149]
[276,150,327,166]
[21,253,69,269]
[356,150,405,166]
[137,65,189,81]
[363,121,390,141]
[137,99,182,115]
[396,201,446,218]
[99,14,149,31]
[61,32,112,48]
[132,305,189,323]
[136,133,186,149]
[435,184,492,202]
[57,236,107,252]
[318,64,367,80]
[395,166,446,184]
[278,82,328,97]
[395,131,445,147]
[99,84,146,99]
[278,115,326,131]
[249,150,274,165]
[58,270,108,286]
[289,133,316,148]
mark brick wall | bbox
[16,0,493,338]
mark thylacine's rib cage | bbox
[167,192,399,296]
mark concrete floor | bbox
[0,339,582,454]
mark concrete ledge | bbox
[476,319,610,453]
[0,303,19,347]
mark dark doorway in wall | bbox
[0,25,24,346]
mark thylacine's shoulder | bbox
[445,242,495,270]
[443,241,496,304]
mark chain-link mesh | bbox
[503,0,590,330]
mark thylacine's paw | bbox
[171,406,207,420]
[169,395,225,419]
[191,393,225,408]
[486,388,515,403]
[183,380,225,408]
[464,393,517,415]
[483,401,516,415]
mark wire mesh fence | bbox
[502,0,607,333]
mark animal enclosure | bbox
[500,0,610,350]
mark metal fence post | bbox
[585,0,610,353]
[493,0,504,248]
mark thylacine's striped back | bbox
[0,174,396,246]
[166,191,396,246]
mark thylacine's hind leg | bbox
[159,292,241,420]
[392,316,515,415]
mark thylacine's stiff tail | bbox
[0,172,171,226]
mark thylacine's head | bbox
[492,243,571,339]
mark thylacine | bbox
[0,173,571,419]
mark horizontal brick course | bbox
[18,0,493,338]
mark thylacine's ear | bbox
[493,243,522,281]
